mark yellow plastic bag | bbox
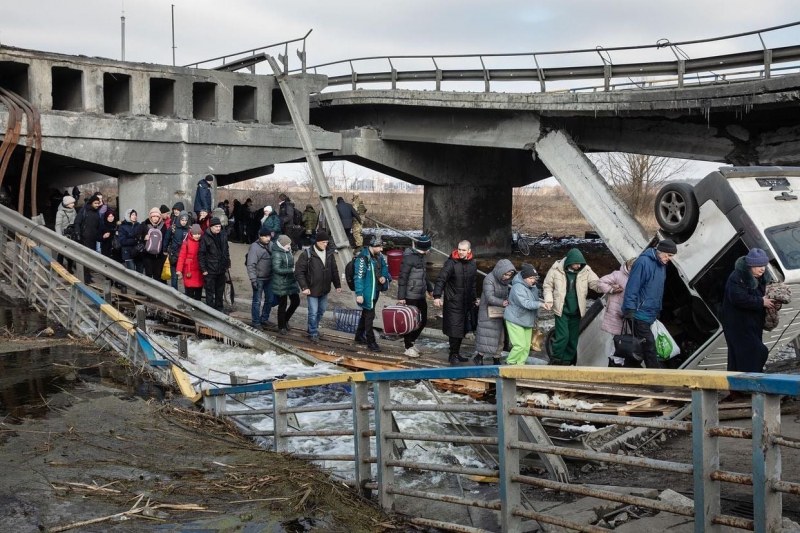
[161,259,172,281]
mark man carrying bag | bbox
[612,318,646,367]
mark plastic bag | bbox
[530,328,546,352]
[651,320,680,360]
[161,259,172,281]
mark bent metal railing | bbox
[296,21,800,92]
[201,366,800,533]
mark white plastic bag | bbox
[651,320,680,360]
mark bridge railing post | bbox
[498,377,522,532]
[752,392,782,533]
[352,381,372,498]
[375,381,395,511]
[273,389,288,452]
[692,389,721,532]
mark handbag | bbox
[487,305,505,319]
[133,241,146,257]
[613,318,645,362]
[160,259,172,281]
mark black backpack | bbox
[62,223,79,241]
[344,256,357,291]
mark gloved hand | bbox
[623,309,635,320]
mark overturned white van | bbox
[576,166,800,369]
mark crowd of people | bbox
[51,176,780,372]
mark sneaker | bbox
[367,342,382,353]
[448,354,466,366]
[404,346,420,358]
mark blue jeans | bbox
[169,258,179,289]
[251,279,274,326]
[307,293,328,336]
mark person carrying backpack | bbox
[138,207,169,282]
[294,231,341,343]
[353,235,390,352]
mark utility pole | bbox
[171,4,176,66]
[120,3,126,61]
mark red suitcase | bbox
[382,304,422,335]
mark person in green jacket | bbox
[542,248,600,365]
[301,205,319,246]
[271,234,300,334]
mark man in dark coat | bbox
[193,174,214,217]
[199,217,231,312]
[722,248,776,373]
[72,193,102,283]
[335,196,361,246]
[433,240,478,365]
[294,231,341,342]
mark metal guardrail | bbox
[295,21,800,92]
[183,29,312,73]
[201,365,800,533]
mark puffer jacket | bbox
[301,206,318,235]
[261,212,282,236]
[504,272,541,328]
[246,239,272,283]
[167,221,191,262]
[294,245,340,297]
[354,246,390,310]
[475,259,515,355]
[622,248,667,324]
[397,248,431,300]
[117,210,141,262]
[597,262,632,335]
[542,248,600,317]
[271,243,299,296]
[54,202,76,237]
[199,229,230,275]
[176,237,203,289]
[433,250,478,338]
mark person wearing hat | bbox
[722,247,776,373]
[504,264,542,365]
[166,211,192,289]
[54,194,77,272]
[397,233,434,357]
[159,204,171,228]
[199,217,231,312]
[271,234,300,334]
[433,240,479,365]
[598,257,639,367]
[193,174,214,218]
[301,204,319,246]
[137,207,169,283]
[474,259,517,365]
[246,228,275,328]
[353,234,390,352]
[621,239,678,369]
[351,193,367,248]
[72,193,104,283]
[169,202,187,229]
[260,205,281,241]
[542,247,601,366]
[118,209,142,272]
[294,230,342,342]
[176,224,204,300]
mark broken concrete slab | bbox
[658,488,694,509]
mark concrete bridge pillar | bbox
[424,184,512,256]
[118,174,200,221]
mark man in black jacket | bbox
[335,196,361,246]
[294,231,341,343]
[199,217,231,312]
[396,234,433,358]
[73,193,102,283]
[433,240,479,365]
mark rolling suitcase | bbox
[382,304,422,335]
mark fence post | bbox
[752,393,782,533]
[692,389,721,532]
[498,377,522,532]
[375,381,395,510]
[273,389,288,452]
[352,381,372,497]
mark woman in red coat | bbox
[176,224,204,300]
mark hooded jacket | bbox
[167,213,191,261]
[433,250,478,338]
[54,201,76,237]
[597,262,632,335]
[542,248,600,317]
[294,244,341,297]
[353,246,390,310]
[301,205,319,234]
[176,236,204,288]
[504,272,541,328]
[193,178,212,213]
[117,209,141,261]
[246,239,273,282]
[475,259,515,355]
[261,211,282,236]
[722,256,771,372]
[397,247,432,300]
[622,248,667,324]
[271,242,300,296]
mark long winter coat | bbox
[504,272,541,328]
[353,247,390,310]
[294,245,340,297]
[597,262,632,335]
[271,244,299,296]
[475,259,515,356]
[246,240,273,283]
[199,229,230,276]
[722,256,771,372]
[433,250,478,338]
[397,248,431,300]
[117,212,141,262]
[74,204,101,249]
[542,248,600,317]
[54,202,76,238]
[176,237,204,289]
[622,248,667,324]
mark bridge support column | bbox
[118,174,200,221]
[423,184,511,256]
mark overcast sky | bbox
[2,1,799,182]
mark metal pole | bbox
[692,389,721,532]
[752,393,782,533]
[171,4,176,66]
[120,8,125,61]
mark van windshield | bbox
[765,221,800,270]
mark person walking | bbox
[176,224,204,300]
[193,174,214,218]
[260,205,282,240]
[433,240,479,365]
[353,235,390,352]
[98,209,117,259]
[117,209,142,272]
[335,196,361,246]
[73,193,103,283]
[474,259,517,365]
[542,248,601,366]
[246,228,274,328]
[722,248,776,373]
[294,230,342,343]
[622,239,678,369]
[54,194,76,273]
[199,217,230,312]
[396,234,434,358]
[271,234,300,334]
[139,207,169,282]
[301,204,319,246]
[597,258,637,367]
[504,264,542,365]
[166,211,191,289]
[351,193,368,248]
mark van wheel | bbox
[654,182,699,236]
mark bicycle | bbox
[512,229,550,256]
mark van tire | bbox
[654,182,699,237]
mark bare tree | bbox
[592,153,689,216]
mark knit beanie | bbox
[159,204,170,214]
[415,234,432,251]
[179,211,190,223]
[745,248,769,267]
[148,207,161,218]
[315,230,330,242]
[62,195,76,207]
[190,224,202,235]
[209,217,222,227]
[656,239,678,254]
[277,234,292,248]
[520,263,538,279]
